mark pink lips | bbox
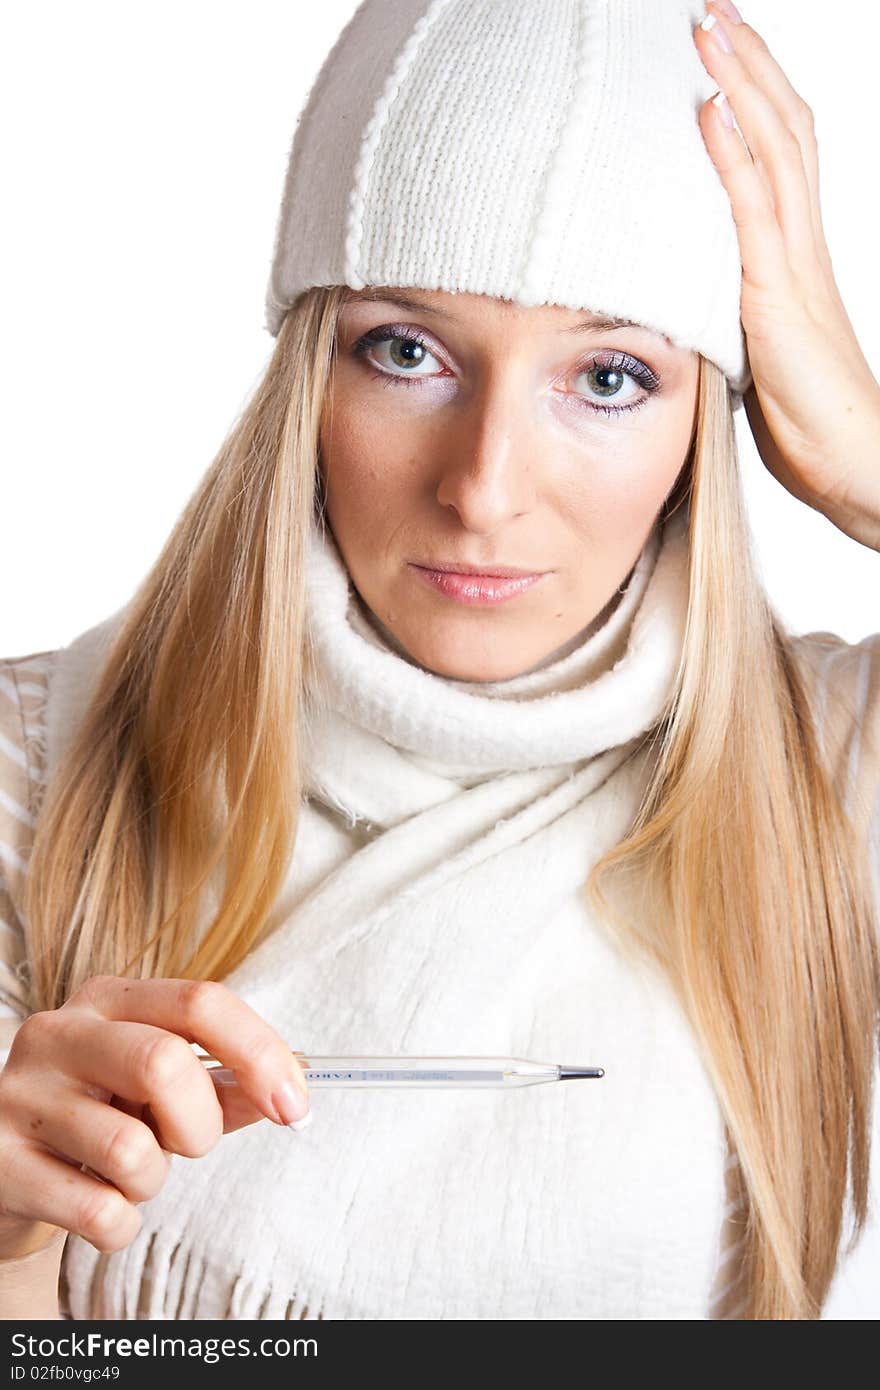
[409,565,548,606]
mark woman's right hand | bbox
[0,976,311,1260]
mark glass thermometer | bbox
[196,1051,604,1089]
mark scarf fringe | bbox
[65,1228,327,1320]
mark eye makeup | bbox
[350,324,663,418]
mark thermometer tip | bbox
[558,1065,604,1080]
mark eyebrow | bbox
[345,288,648,335]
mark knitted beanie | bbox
[264,0,751,402]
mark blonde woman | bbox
[1,0,879,1321]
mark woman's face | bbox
[319,286,699,682]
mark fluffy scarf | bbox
[45,504,744,1320]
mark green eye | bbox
[353,327,444,379]
[568,351,661,418]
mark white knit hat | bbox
[264,0,751,402]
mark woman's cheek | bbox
[554,452,644,524]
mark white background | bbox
[1,0,878,656]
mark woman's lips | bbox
[409,565,549,605]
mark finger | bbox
[703,0,828,262]
[696,94,792,299]
[208,1072,274,1135]
[0,1138,142,1254]
[694,11,822,276]
[71,976,310,1126]
[12,1086,171,1204]
[705,1,825,249]
[108,1095,176,1160]
[33,1011,224,1157]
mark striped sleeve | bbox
[0,650,56,1066]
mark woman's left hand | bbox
[693,0,880,551]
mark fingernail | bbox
[712,89,736,129]
[289,1109,313,1133]
[709,0,743,25]
[700,13,734,54]
[272,1079,311,1127]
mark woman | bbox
[1,0,879,1320]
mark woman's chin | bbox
[356,590,575,682]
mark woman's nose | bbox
[434,391,538,534]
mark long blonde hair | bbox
[24,285,880,1318]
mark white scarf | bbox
[47,503,742,1320]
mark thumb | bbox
[209,1070,278,1134]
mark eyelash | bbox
[350,325,661,417]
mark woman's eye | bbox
[572,363,640,408]
[567,353,660,416]
[351,330,660,417]
[353,328,445,379]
